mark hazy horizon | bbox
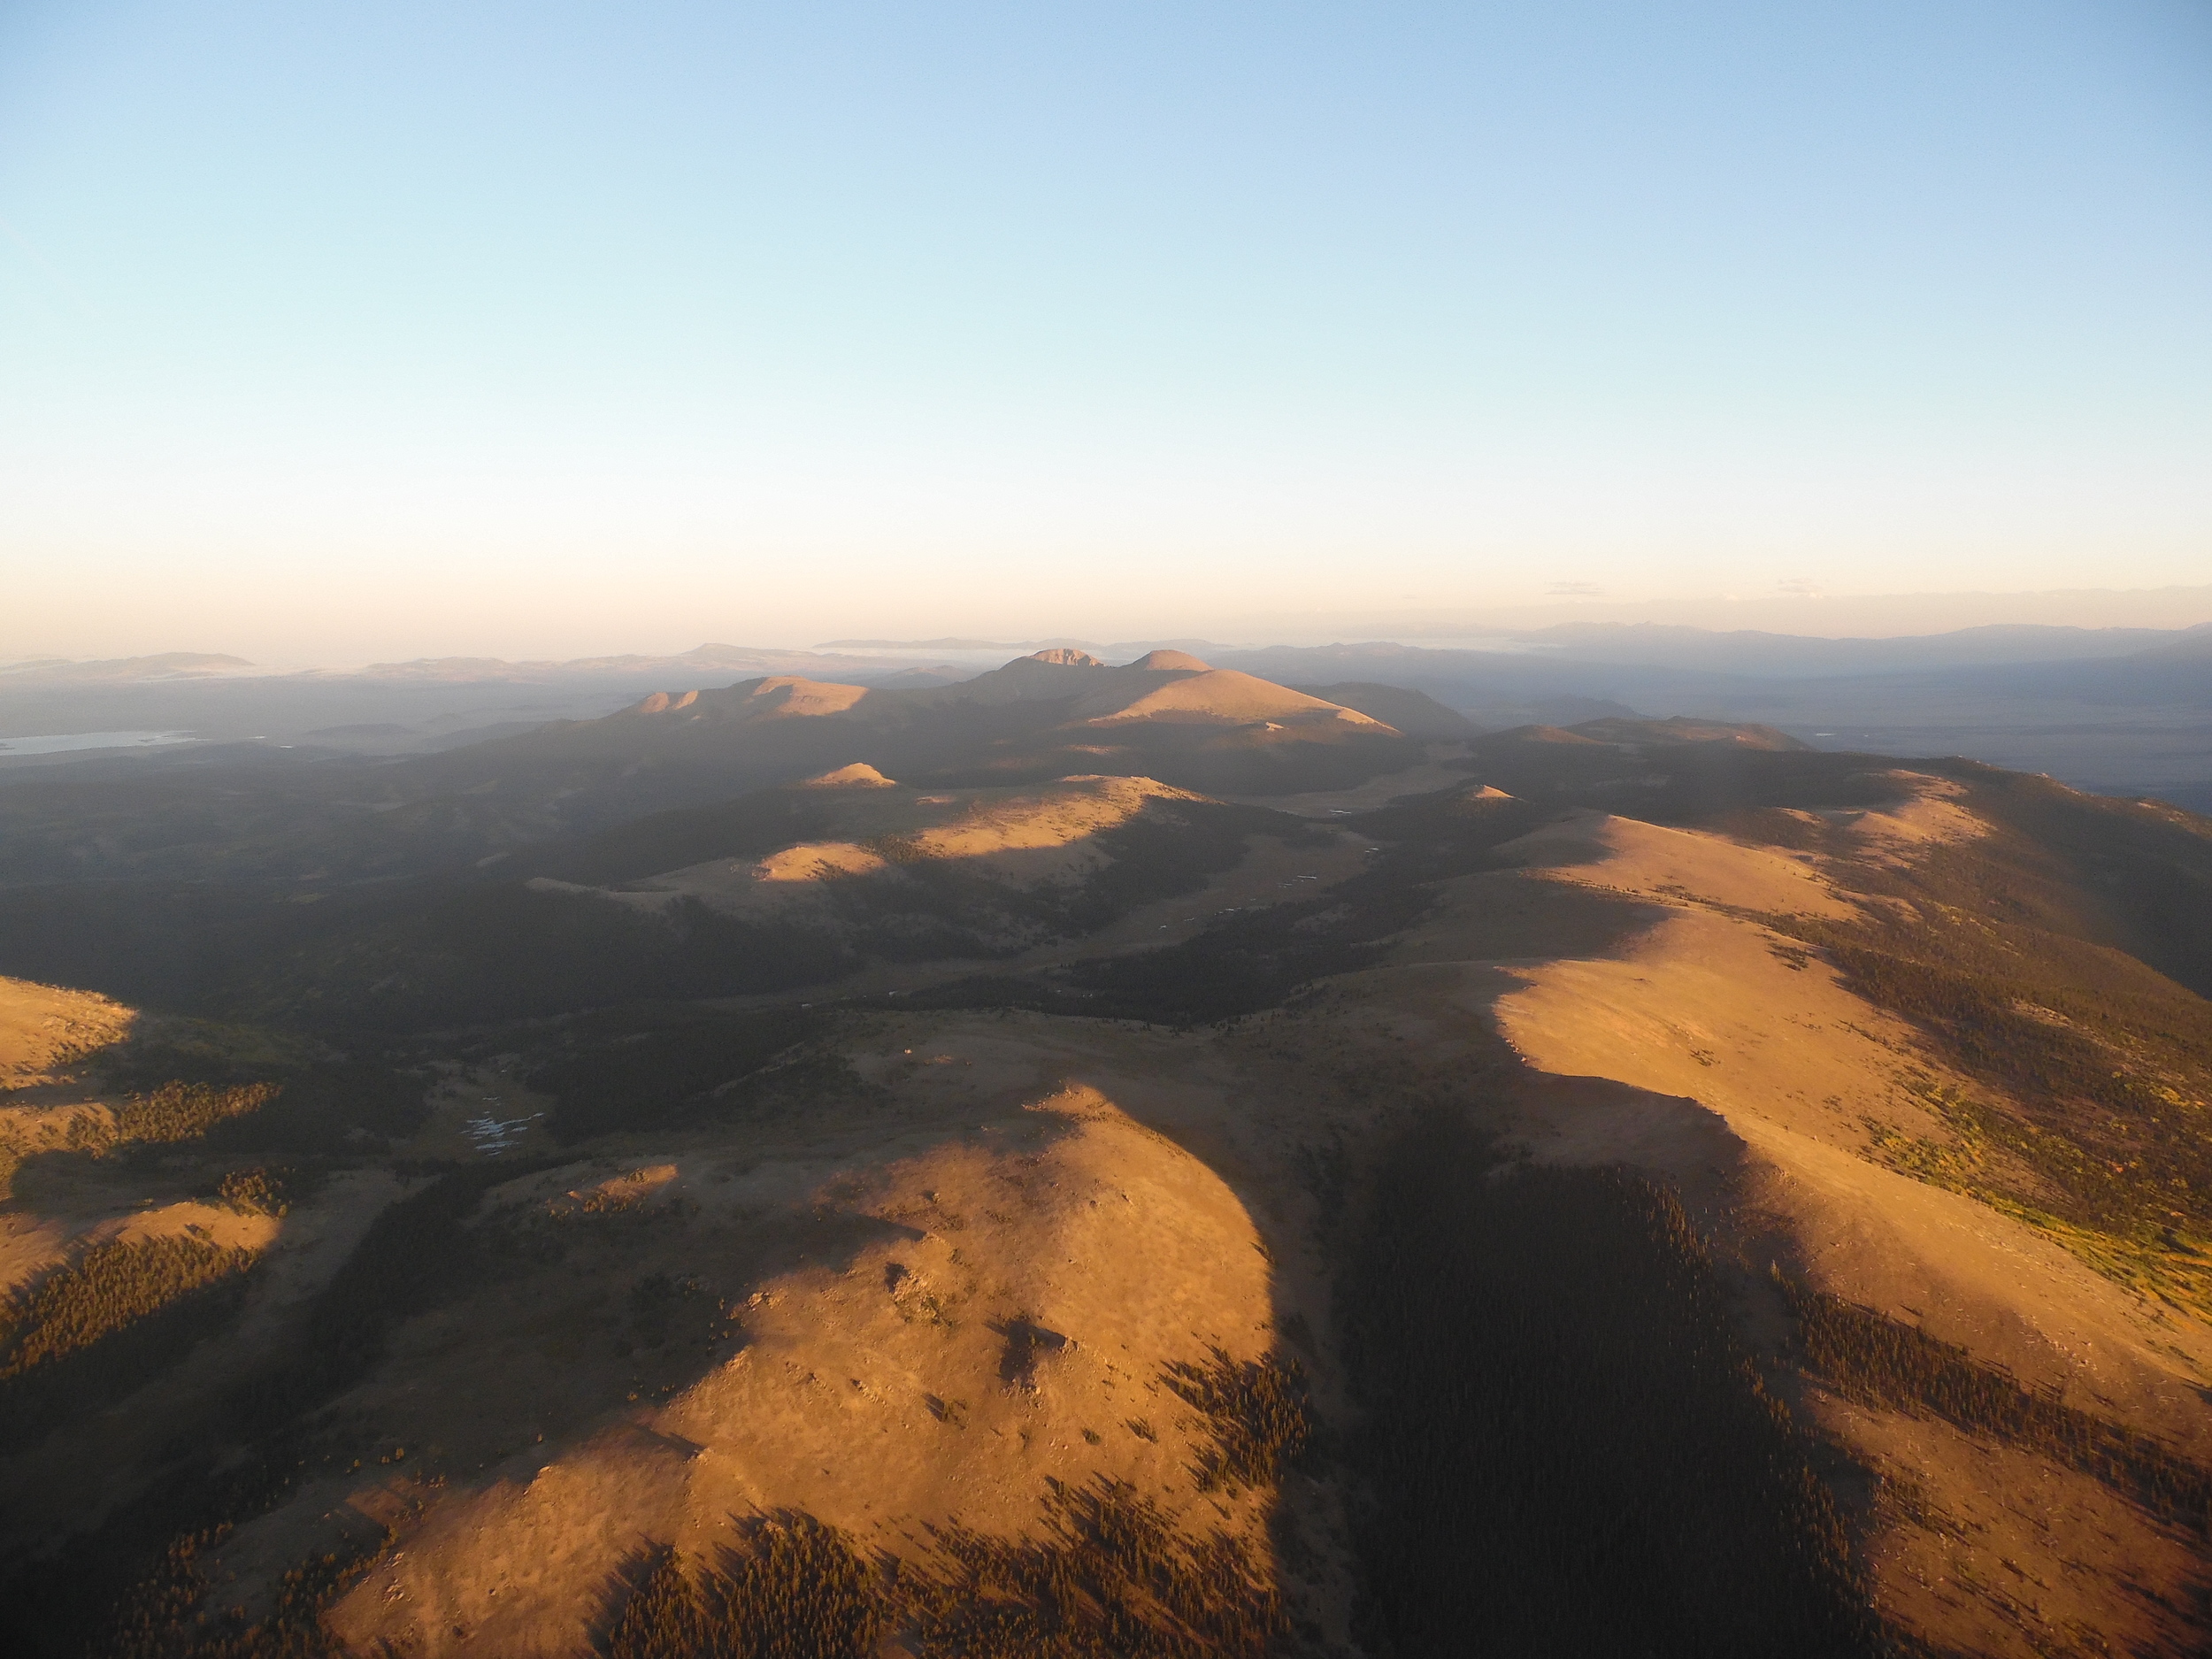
[10,581,2212,673]
[6,2,2209,666]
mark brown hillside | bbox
[8,724,2212,1657]
[1079,670,1387,729]
[0,977,134,1094]
[1569,715,1814,749]
[1125,648,1213,672]
[1496,723,1609,744]
[624,676,873,721]
[1290,681,1476,740]
[794,762,896,788]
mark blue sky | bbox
[4,1,2208,660]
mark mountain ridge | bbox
[3,698,2211,1655]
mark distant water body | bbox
[0,730,202,756]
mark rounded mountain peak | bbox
[794,762,896,789]
[1025,648,1108,667]
[1126,649,1211,672]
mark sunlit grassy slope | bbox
[3,713,2211,1656]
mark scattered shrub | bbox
[1766,889,2212,1315]
[904,1479,1280,1658]
[604,1515,880,1659]
[217,1166,304,1217]
[0,1162,559,1654]
[95,1523,380,1659]
[595,1483,1284,1659]
[990,1314,1067,1389]
[1158,1348,1312,1490]
[1783,1278,2212,1529]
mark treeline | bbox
[1158,1347,1313,1492]
[89,1039,431,1157]
[0,877,858,1033]
[604,1517,881,1659]
[601,1482,1284,1659]
[0,1236,251,1376]
[1439,737,1908,827]
[1705,753,2212,1317]
[1339,1110,1882,1656]
[261,886,859,1030]
[1824,939,2201,1149]
[222,1160,541,1435]
[772,800,1310,970]
[1784,1279,2212,1530]
[6,1060,428,1204]
[913,847,1442,1025]
[1056,803,1324,933]
[904,1479,1280,1657]
[1770,898,2212,1310]
[911,775,1628,1026]
[2,1163,552,1655]
[97,1526,377,1659]
[0,1235,257,1450]
[193,1061,427,1157]
[104,1083,280,1152]
[1,1084,280,1180]
[10,1427,411,1658]
[1927,760,2212,1002]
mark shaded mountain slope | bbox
[1288,681,1478,740]
[5,709,2212,1657]
[1565,713,1812,749]
[1448,794,2212,1655]
[0,651,1421,890]
[0,766,1342,1033]
[1212,634,2212,805]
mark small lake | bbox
[0,730,204,756]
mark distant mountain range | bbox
[19,619,2205,688]
[0,651,257,682]
[824,621,2212,680]
[5,623,2209,808]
